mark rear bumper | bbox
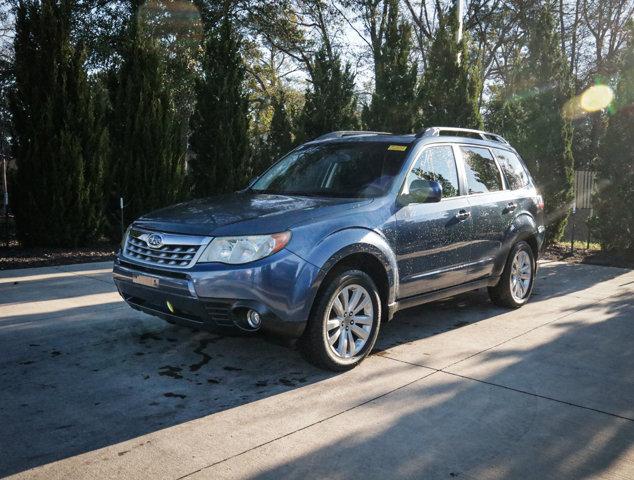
[536,225,546,254]
[113,249,322,338]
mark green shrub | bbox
[589,25,634,252]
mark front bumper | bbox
[113,249,322,338]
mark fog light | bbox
[166,301,175,314]
[246,309,261,329]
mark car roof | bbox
[304,128,514,150]
[306,133,417,146]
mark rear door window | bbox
[492,148,530,190]
[460,146,503,194]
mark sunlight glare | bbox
[579,85,615,113]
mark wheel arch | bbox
[493,213,542,277]
[304,229,399,324]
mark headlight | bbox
[197,231,291,264]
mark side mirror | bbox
[399,179,442,205]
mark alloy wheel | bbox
[510,250,532,302]
[325,284,374,359]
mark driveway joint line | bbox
[439,288,622,372]
[447,371,633,422]
[379,355,634,422]
[50,264,114,286]
[376,288,634,422]
[174,366,440,479]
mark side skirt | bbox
[391,276,500,315]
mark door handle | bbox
[504,202,517,213]
[455,210,471,221]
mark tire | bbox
[299,269,382,371]
[488,240,536,308]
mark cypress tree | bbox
[11,0,108,247]
[363,0,418,133]
[417,8,482,129]
[251,92,293,177]
[299,45,359,141]
[107,2,184,237]
[590,26,634,252]
[268,93,293,161]
[190,15,249,197]
[487,6,574,243]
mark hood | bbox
[133,192,372,236]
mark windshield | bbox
[251,142,410,198]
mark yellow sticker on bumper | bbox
[388,145,407,151]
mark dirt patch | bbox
[163,392,186,399]
[158,366,184,379]
[543,244,634,269]
[0,240,116,270]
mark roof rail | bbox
[416,126,509,145]
[313,131,392,141]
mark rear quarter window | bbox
[492,148,530,190]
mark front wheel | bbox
[488,240,536,308]
[299,269,381,371]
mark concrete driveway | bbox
[1,260,633,479]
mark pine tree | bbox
[107,3,184,237]
[11,0,108,247]
[190,15,249,197]
[363,0,418,133]
[487,5,574,244]
[590,25,634,252]
[299,45,359,141]
[418,8,482,129]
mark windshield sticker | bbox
[388,145,407,152]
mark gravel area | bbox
[0,239,116,270]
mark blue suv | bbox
[113,127,545,371]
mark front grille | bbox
[126,237,197,266]
[123,228,210,269]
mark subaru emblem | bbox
[147,233,163,249]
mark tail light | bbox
[534,195,544,210]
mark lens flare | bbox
[563,84,615,119]
[579,85,615,112]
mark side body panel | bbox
[466,190,515,279]
[394,197,474,296]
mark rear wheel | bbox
[300,269,381,371]
[488,241,535,308]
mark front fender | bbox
[289,227,399,317]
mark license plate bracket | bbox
[133,274,159,288]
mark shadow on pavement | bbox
[0,261,632,477]
[245,290,634,479]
